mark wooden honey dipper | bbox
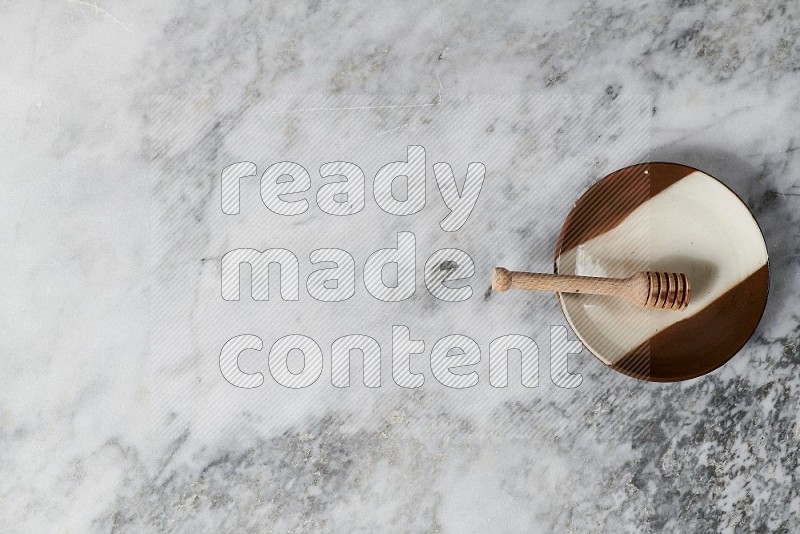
[492,268,690,310]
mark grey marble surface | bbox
[1,1,799,532]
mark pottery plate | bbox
[554,163,769,381]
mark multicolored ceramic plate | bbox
[554,162,769,381]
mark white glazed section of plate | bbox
[556,170,768,366]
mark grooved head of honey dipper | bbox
[644,272,690,310]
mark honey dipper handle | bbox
[492,268,627,296]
